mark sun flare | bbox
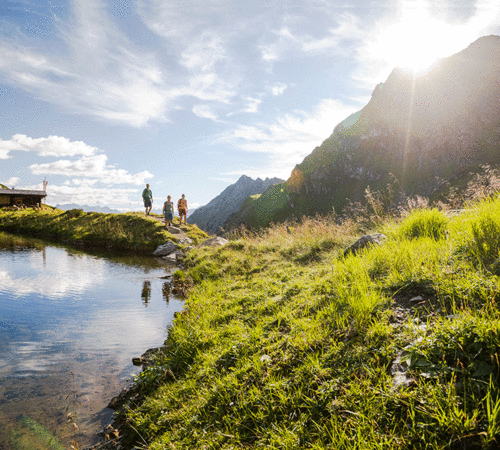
[370,2,477,75]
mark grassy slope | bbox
[0,208,208,253]
[116,197,500,449]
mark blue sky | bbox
[1,0,500,211]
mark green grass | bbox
[106,197,500,449]
[0,208,208,253]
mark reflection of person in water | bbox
[162,282,170,304]
[141,280,151,306]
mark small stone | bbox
[409,295,424,302]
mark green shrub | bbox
[471,215,500,266]
[397,208,448,240]
[64,208,86,218]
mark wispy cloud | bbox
[0,0,167,127]
[217,98,359,155]
[215,98,361,179]
[192,104,218,121]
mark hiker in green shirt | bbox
[142,184,153,215]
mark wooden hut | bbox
[0,188,47,208]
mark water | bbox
[0,232,183,449]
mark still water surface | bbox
[0,233,183,449]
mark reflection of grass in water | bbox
[11,415,65,450]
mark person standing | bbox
[142,184,153,215]
[163,195,174,227]
[177,194,188,224]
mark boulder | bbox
[200,236,229,247]
[167,226,182,234]
[344,233,386,257]
[153,241,179,256]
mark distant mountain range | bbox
[224,35,500,229]
[187,175,284,233]
[55,204,123,214]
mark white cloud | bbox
[0,134,98,158]
[45,183,142,208]
[243,97,261,113]
[271,83,287,96]
[192,105,218,120]
[30,154,153,186]
[180,32,227,72]
[4,177,20,187]
[301,13,363,53]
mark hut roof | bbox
[0,189,47,196]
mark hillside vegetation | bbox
[112,183,500,449]
[0,208,208,253]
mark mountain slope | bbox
[187,175,284,233]
[228,35,500,229]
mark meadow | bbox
[113,188,500,449]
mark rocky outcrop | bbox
[187,175,284,233]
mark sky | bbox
[1,0,500,212]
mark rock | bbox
[163,252,181,263]
[200,236,228,247]
[177,236,193,245]
[167,226,182,234]
[153,241,179,256]
[409,295,424,302]
[131,347,162,367]
[344,233,386,257]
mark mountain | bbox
[227,35,500,229]
[187,175,284,233]
[55,203,123,214]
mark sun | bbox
[371,3,473,75]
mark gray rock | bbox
[153,241,179,256]
[177,236,193,245]
[163,252,180,262]
[200,236,229,247]
[167,226,182,234]
[344,233,386,257]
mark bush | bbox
[397,208,448,240]
[64,208,86,218]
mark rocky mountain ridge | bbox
[187,175,284,233]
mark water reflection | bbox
[0,232,184,448]
[141,280,152,306]
[162,281,171,303]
